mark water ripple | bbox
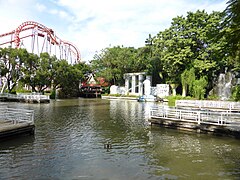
[0,99,240,180]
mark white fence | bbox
[150,106,240,126]
[0,107,34,124]
[176,100,240,112]
[0,93,49,103]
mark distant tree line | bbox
[0,0,239,100]
[0,48,90,98]
[90,0,240,100]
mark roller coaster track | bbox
[0,21,80,63]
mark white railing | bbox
[0,93,49,102]
[176,100,240,112]
[0,107,34,124]
[0,93,8,98]
[18,94,49,101]
[150,106,240,126]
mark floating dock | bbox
[0,106,35,139]
[0,93,50,103]
[149,106,240,138]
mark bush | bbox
[10,91,17,94]
[192,77,208,100]
[231,85,240,101]
[207,94,218,100]
[50,90,56,99]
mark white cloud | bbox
[0,0,228,62]
[0,0,33,30]
[59,10,69,19]
[36,3,46,12]
[48,8,71,19]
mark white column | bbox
[139,74,144,96]
[132,75,136,94]
[125,77,129,95]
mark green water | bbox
[0,99,239,179]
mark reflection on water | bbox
[0,99,240,179]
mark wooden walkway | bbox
[0,107,35,139]
[149,106,240,138]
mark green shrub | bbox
[207,94,219,100]
[192,77,208,100]
[231,85,240,101]
[50,90,56,99]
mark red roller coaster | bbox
[0,21,80,63]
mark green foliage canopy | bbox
[0,47,89,97]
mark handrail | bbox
[176,100,240,112]
[150,106,240,126]
[0,93,49,102]
[0,107,34,124]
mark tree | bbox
[154,10,226,97]
[51,60,88,98]
[181,68,195,97]
[0,47,26,93]
[224,0,240,51]
[60,63,85,97]
[29,53,53,92]
[0,47,91,97]
[192,76,208,99]
[223,0,240,70]
[20,52,39,92]
[20,52,56,93]
[91,46,149,86]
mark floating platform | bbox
[149,106,240,138]
[0,107,35,140]
[0,93,50,103]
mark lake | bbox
[0,98,239,179]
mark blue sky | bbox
[0,0,228,62]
